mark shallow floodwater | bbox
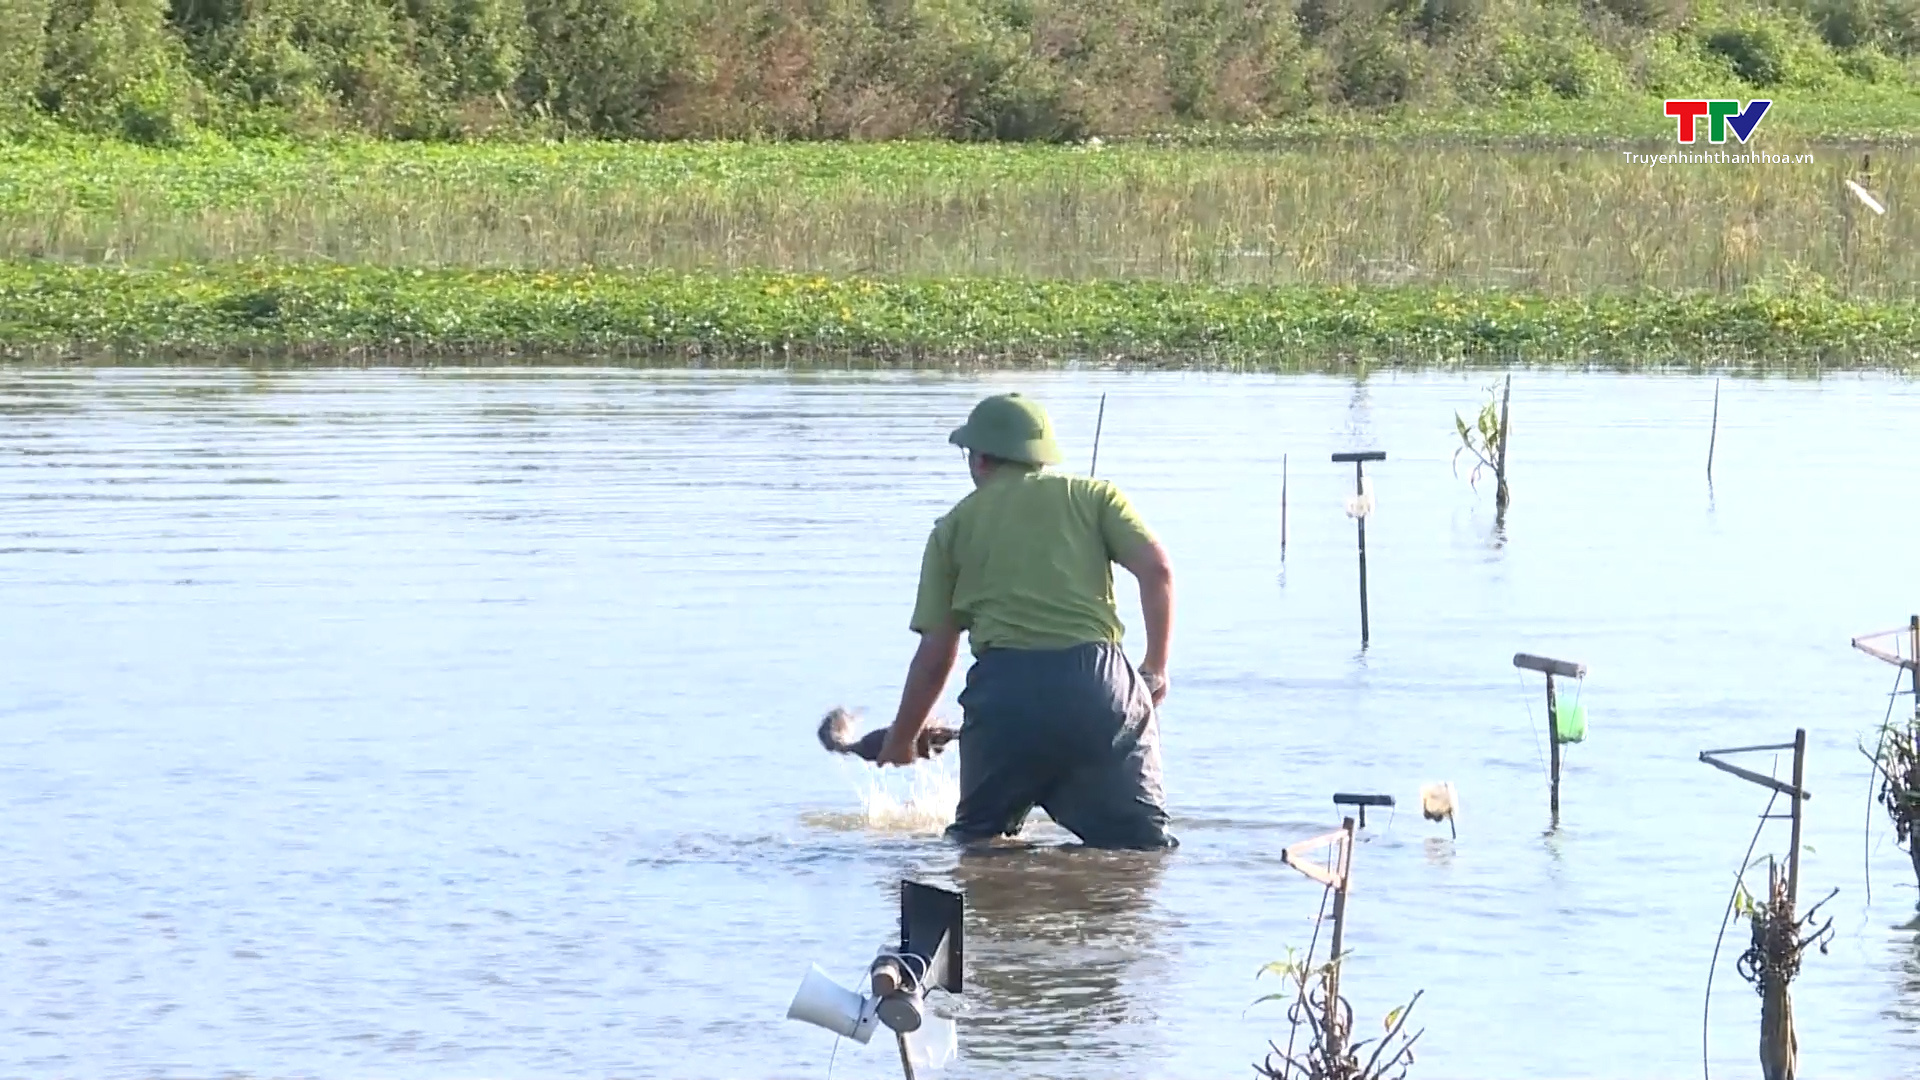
[3,367,1919,1080]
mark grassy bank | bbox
[3,261,1914,370]
[1137,86,1920,145]
[6,137,1913,298]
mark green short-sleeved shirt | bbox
[910,469,1159,656]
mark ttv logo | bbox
[1665,100,1771,144]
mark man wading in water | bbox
[876,392,1178,850]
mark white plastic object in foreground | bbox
[901,1011,959,1070]
[787,964,882,1044]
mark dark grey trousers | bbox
[945,642,1176,850]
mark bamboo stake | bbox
[1787,729,1806,923]
[1281,818,1358,1060]
[1333,451,1386,647]
[1495,373,1511,513]
[1708,379,1720,481]
[1324,816,1355,1060]
[1547,673,1562,819]
[1089,393,1107,477]
[1758,862,1796,1080]
[1759,729,1809,1080]
[1281,453,1288,558]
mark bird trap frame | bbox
[1257,817,1425,1080]
[1698,729,1835,1080]
[1851,615,1920,891]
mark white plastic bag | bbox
[1344,476,1375,520]
[900,1011,958,1070]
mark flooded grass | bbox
[2,261,1916,370]
[3,138,1916,300]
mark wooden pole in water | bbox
[1546,672,1562,819]
[1356,472,1368,646]
[1495,373,1512,513]
[1695,731,1814,1080]
[1759,857,1795,1080]
[1786,728,1806,914]
[1324,816,1356,1060]
[1354,463,1370,646]
[1910,615,1919,718]
[1333,452,1386,647]
[1281,453,1288,558]
[1279,818,1359,1065]
[1708,379,1721,481]
[1089,393,1107,477]
[1910,616,1919,888]
[1758,728,1808,1080]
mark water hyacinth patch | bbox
[1,262,1914,370]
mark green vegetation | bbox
[1864,711,1920,888]
[4,261,1915,368]
[6,3,1917,368]
[6,138,1914,298]
[1,0,1918,145]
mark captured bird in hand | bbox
[817,708,958,763]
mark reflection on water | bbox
[946,847,1173,1059]
[4,368,1920,1079]
[1883,925,1920,1042]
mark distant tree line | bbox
[1,0,1915,143]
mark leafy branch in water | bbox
[1451,379,1509,507]
[1253,949,1424,1080]
[1859,714,1920,883]
[1733,859,1836,997]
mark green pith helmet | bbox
[948,392,1062,466]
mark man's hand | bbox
[1139,666,1169,706]
[1116,539,1174,704]
[876,722,921,767]
[881,617,961,767]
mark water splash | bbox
[856,756,960,832]
[799,754,960,834]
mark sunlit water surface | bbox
[3,368,1919,1080]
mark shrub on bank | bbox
[1,0,1916,142]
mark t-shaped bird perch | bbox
[1331,451,1387,646]
[1514,652,1587,825]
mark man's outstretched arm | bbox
[879,617,961,766]
[881,525,962,767]
[1115,539,1174,700]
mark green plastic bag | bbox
[1554,700,1587,744]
